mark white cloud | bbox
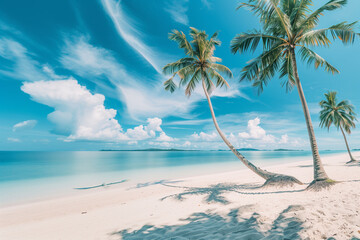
[13,120,37,131]
[0,38,47,81]
[149,141,173,148]
[7,137,21,142]
[21,79,128,142]
[61,36,126,82]
[191,132,219,141]
[145,117,163,135]
[42,65,66,80]
[238,117,275,142]
[165,0,189,25]
[279,134,289,144]
[156,132,175,142]
[125,117,164,140]
[100,0,166,73]
[60,36,198,120]
[125,125,149,140]
[21,79,176,144]
[127,140,138,145]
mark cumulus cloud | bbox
[125,118,164,140]
[238,117,275,143]
[156,132,175,142]
[165,0,189,25]
[191,132,218,141]
[13,120,37,131]
[185,117,307,150]
[279,134,289,144]
[21,79,128,141]
[21,79,175,143]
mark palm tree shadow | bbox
[112,205,305,239]
[127,180,184,190]
[160,182,305,205]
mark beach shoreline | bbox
[0,151,359,239]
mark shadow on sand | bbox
[113,205,305,240]
[160,183,305,205]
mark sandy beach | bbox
[0,152,359,240]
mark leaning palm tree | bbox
[319,91,358,164]
[231,0,359,190]
[163,27,302,186]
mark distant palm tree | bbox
[163,27,302,186]
[231,0,359,189]
[319,91,357,163]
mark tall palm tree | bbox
[163,27,302,186]
[319,91,358,164]
[231,0,359,189]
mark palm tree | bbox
[319,91,357,164]
[231,0,359,190]
[163,27,302,187]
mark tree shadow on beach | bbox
[159,182,305,205]
[112,205,305,240]
[128,180,184,190]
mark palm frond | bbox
[299,21,359,46]
[279,51,296,92]
[162,58,196,75]
[185,68,201,97]
[210,63,233,78]
[299,0,348,30]
[169,30,194,56]
[164,76,177,93]
[231,31,285,54]
[208,68,230,89]
[299,47,339,74]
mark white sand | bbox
[0,152,359,240]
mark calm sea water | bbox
[0,150,344,206]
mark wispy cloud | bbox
[165,0,189,25]
[13,120,37,132]
[100,0,166,73]
[0,38,47,81]
[201,0,212,8]
[60,36,198,119]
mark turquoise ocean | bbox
[0,150,344,206]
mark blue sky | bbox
[1,0,360,151]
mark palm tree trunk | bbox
[289,48,329,181]
[201,78,281,180]
[339,125,356,162]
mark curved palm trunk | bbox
[339,125,356,163]
[201,79,287,181]
[290,48,329,181]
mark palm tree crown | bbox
[319,91,357,134]
[231,0,359,92]
[163,27,232,96]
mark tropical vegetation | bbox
[231,0,359,189]
[319,91,358,163]
[163,27,302,186]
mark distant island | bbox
[236,148,260,151]
[273,149,304,152]
[100,148,198,152]
[100,148,304,152]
